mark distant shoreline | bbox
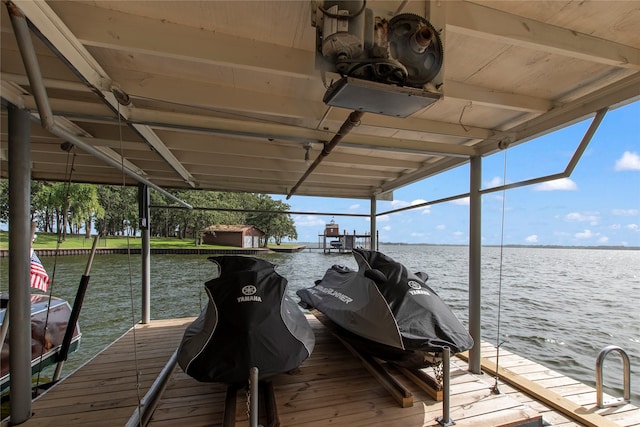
[0,245,307,258]
[294,242,639,250]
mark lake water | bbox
[1,244,638,405]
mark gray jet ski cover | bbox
[177,256,315,384]
[297,248,473,355]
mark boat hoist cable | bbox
[287,110,364,199]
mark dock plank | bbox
[5,315,638,427]
[458,349,638,427]
[149,317,542,427]
[3,318,193,427]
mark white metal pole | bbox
[370,195,377,250]
[7,103,33,424]
[468,155,482,374]
[140,184,151,324]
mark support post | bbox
[436,348,454,426]
[370,195,377,250]
[468,156,482,374]
[139,183,151,324]
[249,367,259,427]
[8,104,33,424]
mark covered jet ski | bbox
[297,248,472,368]
[177,256,315,384]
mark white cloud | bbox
[382,225,392,231]
[409,199,431,214]
[436,224,446,230]
[453,231,464,236]
[610,224,621,230]
[598,236,609,244]
[575,229,594,239]
[627,223,639,232]
[525,234,538,243]
[391,200,409,208]
[486,176,503,188]
[614,151,640,171]
[349,204,360,210]
[450,197,470,206]
[612,209,639,216]
[377,214,390,222]
[293,215,326,227]
[564,212,599,225]
[565,212,583,221]
[384,198,431,213]
[365,214,390,223]
[534,178,577,191]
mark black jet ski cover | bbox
[297,249,472,367]
[177,256,315,384]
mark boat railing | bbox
[595,345,631,408]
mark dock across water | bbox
[3,316,638,426]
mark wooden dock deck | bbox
[2,318,193,427]
[3,316,638,426]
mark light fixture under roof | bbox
[323,77,440,118]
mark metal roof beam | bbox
[7,2,192,208]
[8,91,478,157]
[475,72,640,154]
[13,0,198,187]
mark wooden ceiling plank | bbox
[171,149,422,171]
[447,1,640,70]
[47,1,316,79]
[15,0,198,187]
[475,72,640,155]
[13,0,111,89]
[183,162,399,180]
[140,110,477,157]
[444,81,552,113]
[111,73,326,121]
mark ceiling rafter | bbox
[38,0,570,118]
[446,1,640,70]
[52,116,148,176]
[11,91,479,157]
[13,0,198,188]
[475,72,640,155]
[46,1,316,79]
[444,81,552,113]
[2,1,638,200]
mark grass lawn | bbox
[0,231,302,250]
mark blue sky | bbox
[275,100,640,247]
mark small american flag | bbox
[30,251,50,292]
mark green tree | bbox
[2,179,299,244]
[245,194,296,247]
[177,190,248,244]
[149,190,177,237]
[40,182,70,239]
[30,181,54,232]
[270,213,298,245]
[68,184,105,237]
[95,185,137,236]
